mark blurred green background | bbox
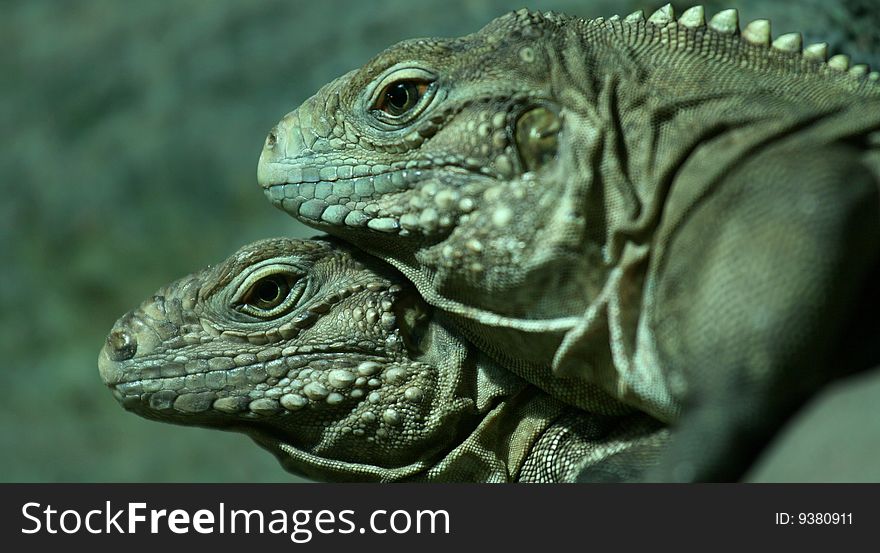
[2,0,878,482]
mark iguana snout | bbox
[98,276,201,388]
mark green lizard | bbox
[256,5,880,480]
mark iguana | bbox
[256,5,880,480]
[98,237,667,482]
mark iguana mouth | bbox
[262,162,494,233]
[262,165,429,224]
[106,349,396,417]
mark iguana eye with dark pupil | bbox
[246,275,290,310]
[375,80,429,116]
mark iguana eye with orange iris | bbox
[373,79,431,117]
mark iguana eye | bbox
[373,79,431,117]
[246,275,289,310]
[235,270,305,318]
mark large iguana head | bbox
[256,10,590,331]
[98,237,538,481]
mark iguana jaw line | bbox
[104,349,396,421]
[261,162,496,236]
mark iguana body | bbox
[98,237,667,482]
[256,5,880,480]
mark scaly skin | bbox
[98,237,667,482]
[256,5,880,480]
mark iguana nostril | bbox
[266,129,278,149]
[107,329,137,361]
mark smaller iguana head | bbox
[257,11,588,323]
[98,237,507,481]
